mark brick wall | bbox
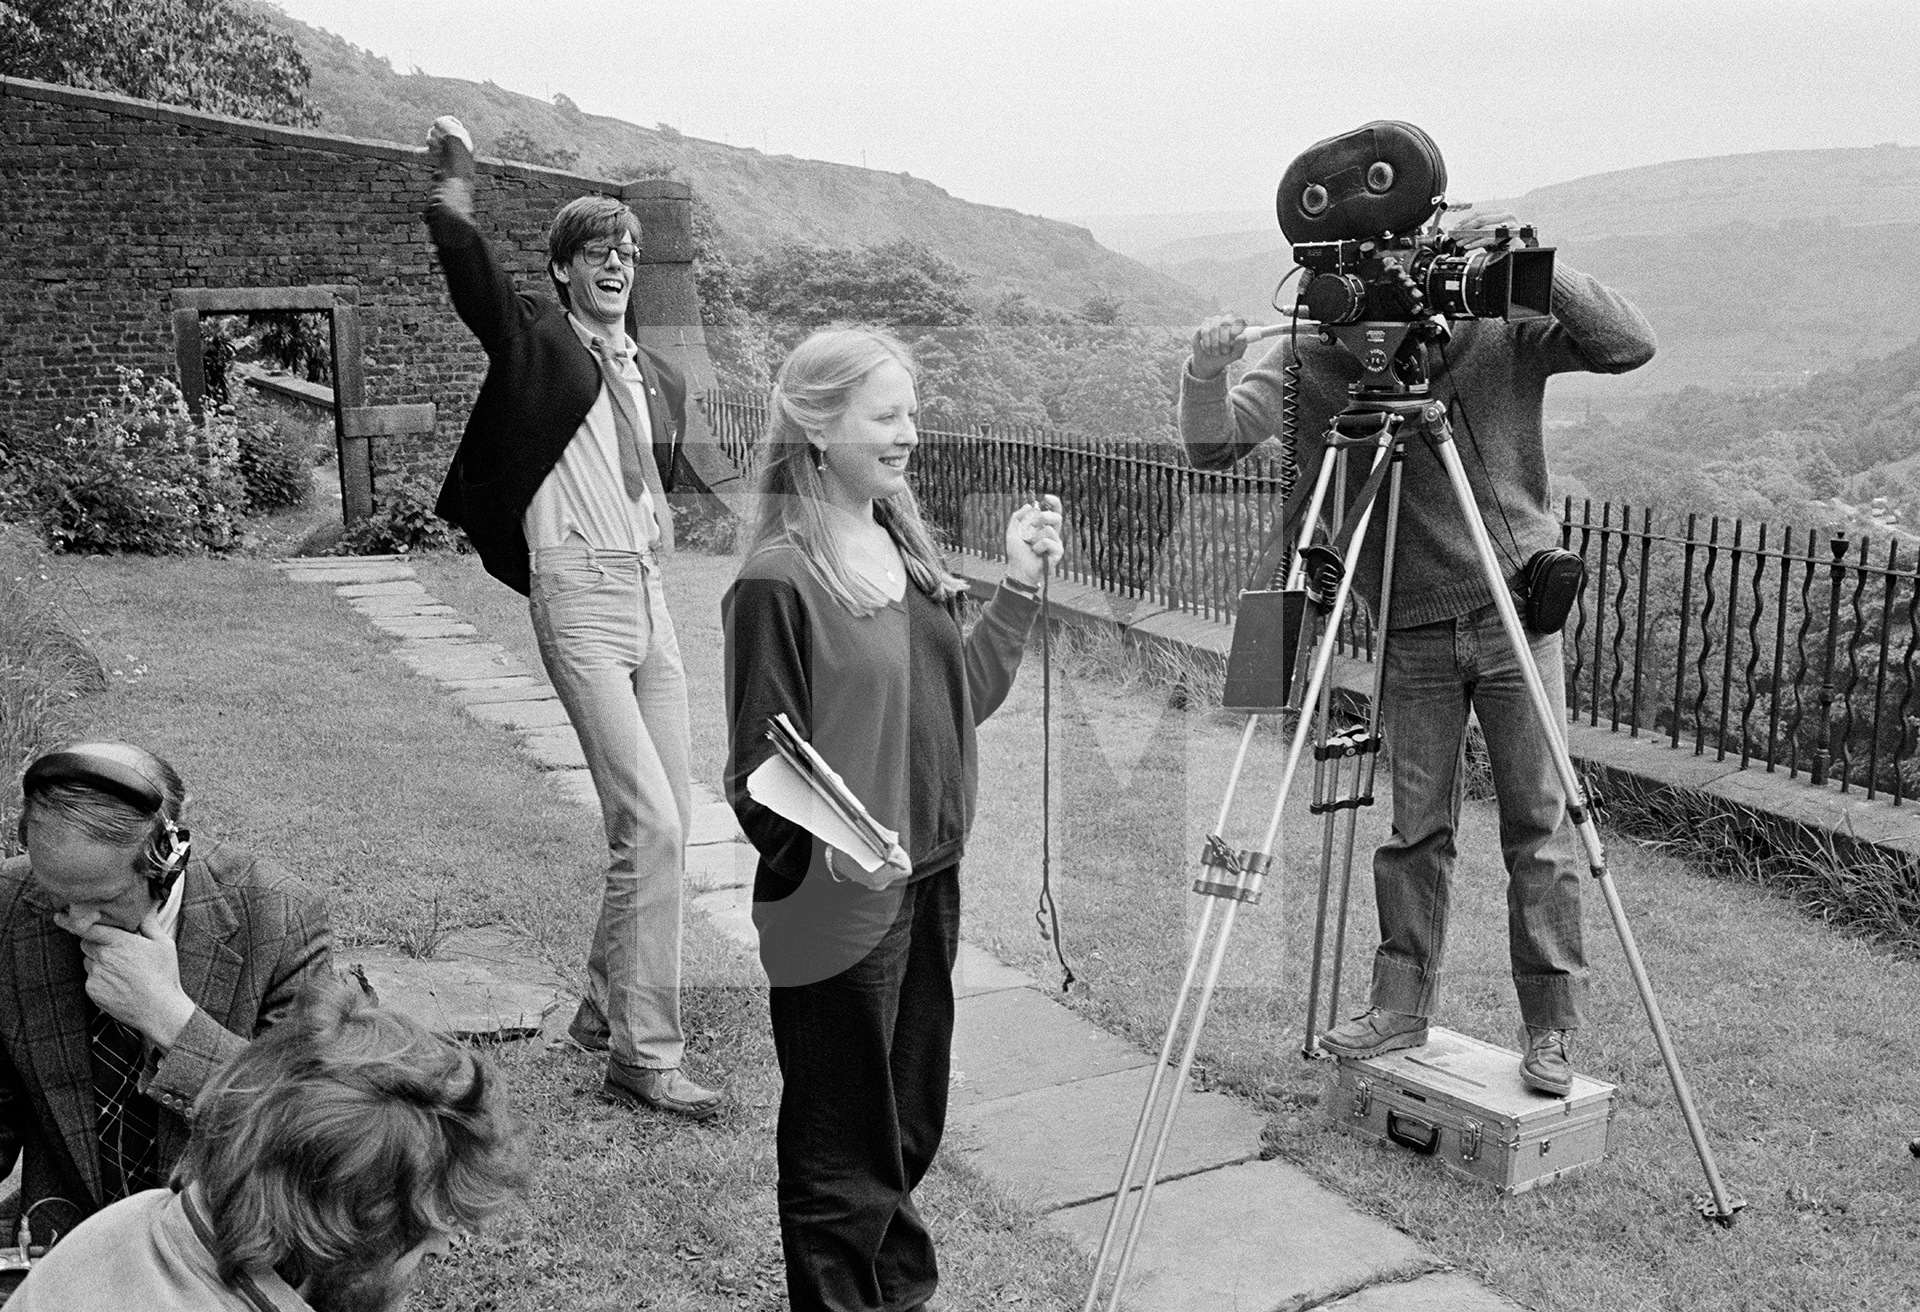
[0,76,715,509]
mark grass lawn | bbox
[41,547,1089,1311]
[423,545,1920,1307]
[955,603,1920,1310]
[45,539,1920,1309]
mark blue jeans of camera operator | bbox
[1368,605,1587,1050]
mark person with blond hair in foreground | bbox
[9,978,530,1311]
[724,325,1063,1311]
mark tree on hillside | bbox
[742,240,976,329]
[0,0,318,125]
[491,125,578,170]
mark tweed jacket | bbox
[0,841,332,1238]
[426,189,689,596]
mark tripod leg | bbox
[1325,796,1363,1030]
[1326,451,1404,1035]
[1428,429,1743,1225]
[1083,717,1263,1310]
[1300,696,1344,1057]
[1093,436,1400,1309]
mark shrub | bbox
[4,369,246,554]
[0,525,105,856]
[236,414,312,512]
[328,475,467,556]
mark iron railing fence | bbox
[700,391,1918,801]
[1561,503,1920,803]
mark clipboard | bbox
[745,713,910,886]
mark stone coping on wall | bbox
[0,74,688,201]
[950,552,1920,863]
[243,372,334,411]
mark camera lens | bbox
[1302,272,1368,325]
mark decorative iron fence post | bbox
[1812,532,1849,787]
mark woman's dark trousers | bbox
[765,866,961,1312]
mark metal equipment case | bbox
[1328,1027,1615,1193]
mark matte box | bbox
[1327,1027,1614,1194]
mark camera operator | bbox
[1181,202,1656,1095]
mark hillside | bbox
[1138,145,1920,404]
[254,4,1206,324]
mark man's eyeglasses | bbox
[581,242,639,267]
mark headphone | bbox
[20,742,192,901]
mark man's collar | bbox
[153,860,187,939]
[566,311,634,361]
[179,1184,314,1312]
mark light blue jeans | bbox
[1370,603,1588,1031]
[530,542,692,1069]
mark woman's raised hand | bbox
[1005,495,1064,588]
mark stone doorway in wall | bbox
[169,287,433,525]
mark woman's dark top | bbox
[723,544,1039,984]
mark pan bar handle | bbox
[1235,318,1317,346]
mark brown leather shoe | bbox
[1318,1008,1428,1059]
[604,1061,723,1121]
[1520,1027,1573,1097]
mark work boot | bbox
[1318,1007,1428,1059]
[1520,1027,1573,1097]
[604,1061,724,1122]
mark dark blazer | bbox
[0,842,333,1240]
[427,194,689,595]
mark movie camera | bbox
[1277,118,1555,319]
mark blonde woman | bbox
[724,326,1061,1312]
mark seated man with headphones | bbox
[0,742,334,1258]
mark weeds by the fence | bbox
[0,526,104,853]
[1585,761,1920,959]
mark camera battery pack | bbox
[1223,588,1305,712]
[1328,1027,1615,1194]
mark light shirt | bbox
[8,1186,312,1312]
[155,857,186,940]
[523,315,658,554]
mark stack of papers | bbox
[746,713,909,884]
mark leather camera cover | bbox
[1276,121,1447,244]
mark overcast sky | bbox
[272,0,1919,221]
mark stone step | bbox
[453,680,558,705]
[371,618,477,640]
[687,841,756,892]
[335,580,431,599]
[949,987,1151,1108]
[1322,1273,1530,1311]
[350,595,460,618]
[687,801,743,847]
[465,698,571,731]
[952,942,1033,998]
[949,1062,1264,1212]
[518,726,587,770]
[1053,1159,1435,1312]
[280,561,417,585]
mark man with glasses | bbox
[0,742,333,1273]
[425,115,721,1121]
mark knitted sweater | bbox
[723,546,1038,893]
[1180,267,1655,629]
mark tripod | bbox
[1081,322,1742,1312]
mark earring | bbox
[813,446,827,474]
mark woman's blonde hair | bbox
[748,326,962,616]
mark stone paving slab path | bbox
[274,554,1528,1312]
